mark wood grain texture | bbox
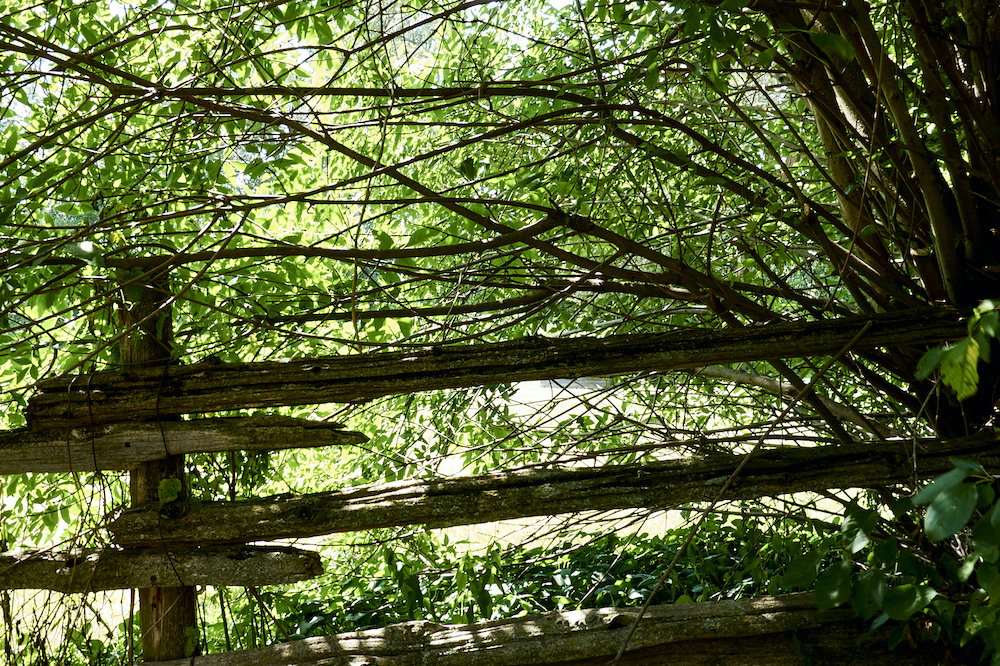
[0,545,322,591]
[0,416,367,473]
[110,431,1000,548]
[27,308,964,429]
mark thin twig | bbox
[611,320,873,665]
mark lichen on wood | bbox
[109,431,1000,548]
[26,308,964,429]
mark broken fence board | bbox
[0,545,322,592]
[27,308,964,429]
[144,593,955,666]
[0,416,367,473]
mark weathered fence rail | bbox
[0,545,322,592]
[0,416,366,473]
[143,593,952,666]
[109,432,1000,547]
[26,308,963,429]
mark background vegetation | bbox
[2,0,999,662]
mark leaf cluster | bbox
[790,459,1000,660]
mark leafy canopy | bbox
[2,0,1000,661]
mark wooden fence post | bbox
[119,265,198,660]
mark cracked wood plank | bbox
[0,545,322,592]
[0,416,367,473]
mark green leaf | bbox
[314,16,334,44]
[184,626,199,657]
[974,510,1000,547]
[974,329,993,364]
[955,552,979,583]
[842,504,879,554]
[912,467,969,505]
[158,478,182,506]
[991,501,1000,529]
[851,570,887,619]
[815,561,852,610]
[925,483,978,541]
[457,157,477,180]
[940,338,980,400]
[915,347,946,380]
[644,62,660,89]
[780,549,823,589]
[882,584,936,621]
[871,538,899,567]
[4,126,19,153]
[757,47,776,69]
[951,458,987,475]
[978,484,996,509]
[980,309,999,337]
[978,561,1000,605]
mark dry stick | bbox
[246,585,290,642]
[610,320,874,665]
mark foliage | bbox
[1,0,1000,661]
[787,460,1000,661]
[917,301,1000,401]
[116,514,825,658]
[303,514,818,630]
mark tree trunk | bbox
[110,430,1000,548]
[27,308,964,429]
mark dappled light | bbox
[1,0,999,662]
